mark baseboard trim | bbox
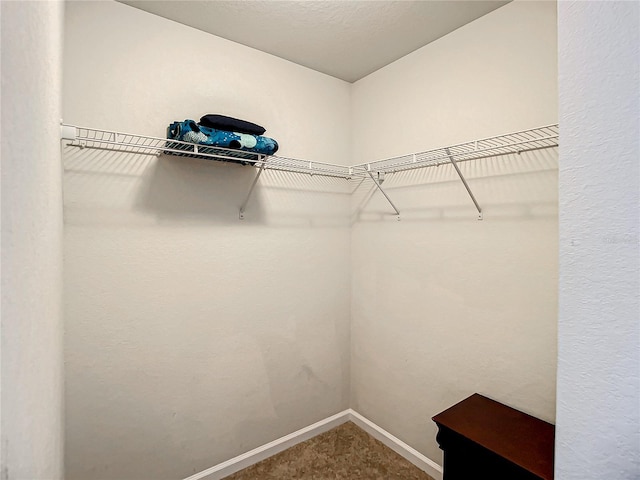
[347,409,443,480]
[182,410,351,480]
[183,409,443,480]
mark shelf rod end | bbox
[60,124,77,141]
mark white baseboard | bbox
[183,409,443,480]
[183,410,351,480]
[347,409,443,480]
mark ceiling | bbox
[119,1,510,83]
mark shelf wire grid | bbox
[61,124,558,180]
[352,124,559,175]
[61,125,362,180]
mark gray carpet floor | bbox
[223,421,435,479]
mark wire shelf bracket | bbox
[239,158,266,220]
[365,165,401,221]
[445,147,483,220]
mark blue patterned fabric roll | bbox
[166,120,278,159]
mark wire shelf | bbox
[353,124,559,175]
[60,124,362,180]
[60,122,559,220]
[61,123,558,179]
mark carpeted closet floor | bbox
[223,421,435,480]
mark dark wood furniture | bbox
[432,393,554,480]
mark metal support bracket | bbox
[366,166,401,221]
[445,148,483,220]
[239,157,267,220]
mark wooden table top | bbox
[432,393,555,480]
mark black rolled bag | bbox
[198,114,266,136]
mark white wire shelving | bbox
[352,123,559,219]
[60,124,358,178]
[60,123,559,220]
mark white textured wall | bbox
[62,2,351,479]
[350,1,557,166]
[1,1,65,478]
[556,2,640,479]
[350,0,558,466]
